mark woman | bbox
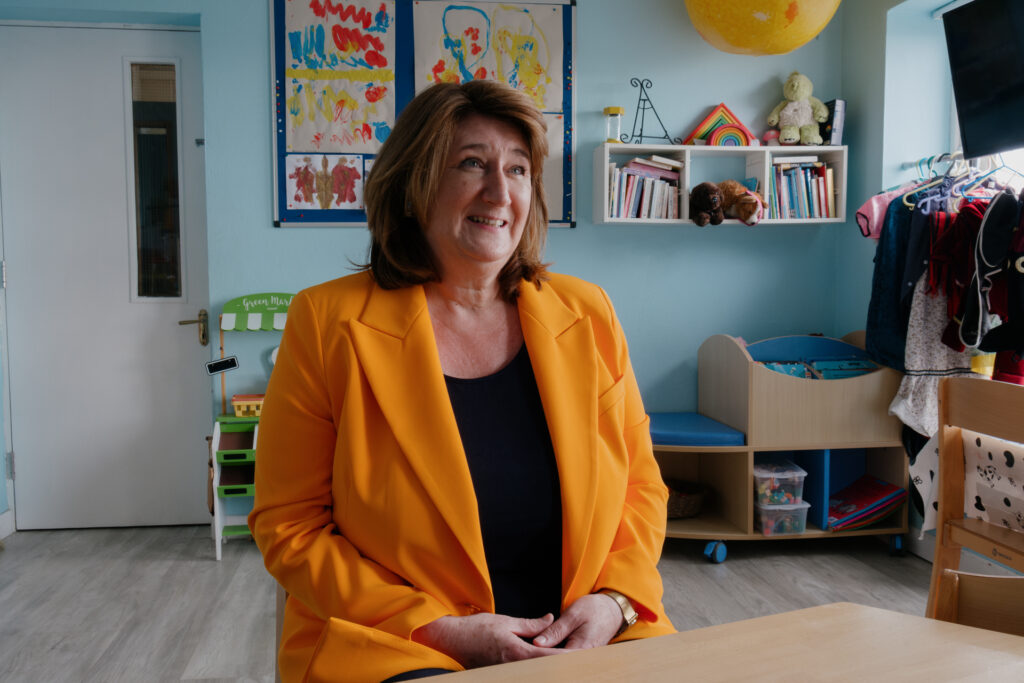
[249,80,675,683]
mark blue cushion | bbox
[648,412,745,446]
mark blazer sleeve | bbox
[591,287,671,626]
[248,290,453,640]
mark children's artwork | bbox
[413,2,563,113]
[282,0,397,156]
[682,103,756,146]
[272,0,576,227]
[285,154,365,210]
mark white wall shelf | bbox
[594,143,848,225]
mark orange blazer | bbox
[249,271,675,683]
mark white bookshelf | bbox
[594,143,848,225]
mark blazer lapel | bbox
[518,281,599,598]
[350,282,491,596]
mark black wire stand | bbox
[621,78,681,144]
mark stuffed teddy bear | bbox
[719,180,765,226]
[767,71,828,145]
[689,181,724,226]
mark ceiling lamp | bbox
[684,0,842,55]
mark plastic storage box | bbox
[755,501,810,536]
[753,458,807,504]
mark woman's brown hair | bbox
[361,80,550,302]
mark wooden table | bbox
[438,602,1024,681]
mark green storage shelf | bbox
[217,449,256,465]
[217,462,255,498]
[218,483,255,498]
[216,414,260,426]
[222,524,252,537]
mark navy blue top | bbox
[444,344,563,619]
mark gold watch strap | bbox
[599,589,638,635]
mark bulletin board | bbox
[271,0,576,228]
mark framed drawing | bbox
[271,0,577,228]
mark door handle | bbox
[178,308,209,346]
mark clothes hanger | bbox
[902,167,948,207]
[902,152,963,209]
[956,154,1024,196]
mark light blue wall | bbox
[882,0,953,189]
[832,0,952,335]
[0,1,939,417]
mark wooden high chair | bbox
[931,568,1024,636]
[926,377,1024,629]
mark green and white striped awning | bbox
[220,293,294,332]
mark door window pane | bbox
[131,63,181,298]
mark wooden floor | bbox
[0,526,933,682]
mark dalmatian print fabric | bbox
[909,429,1024,538]
[963,428,1024,531]
[909,434,941,540]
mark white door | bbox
[0,25,211,528]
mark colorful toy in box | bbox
[753,458,807,505]
[756,501,810,535]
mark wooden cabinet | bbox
[594,142,847,225]
[655,333,908,545]
[211,415,258,561]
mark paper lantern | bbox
[684,0,841,56]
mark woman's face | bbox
[424,114,532,280]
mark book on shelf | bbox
[625,159,680,182]
[820,98,846,145]
[640,177,654,218]
[819,175,827,218]
[607,156,681,219]
[627,177,640,219]
[791,171,802,218]
[770,172,780,219]
[808,172,820,217]
[827,475,906,530]
[629,156,674,170]
[773,155,819,164]
[606,163,614,218]
[778,169,792,219]
[766,160,836,220]
[647,154,684,170]
[826,167,836,217]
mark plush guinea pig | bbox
[719,179,765,226]
[689,181,724,227]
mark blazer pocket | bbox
[304,617,462,683]
[597,376,626,417]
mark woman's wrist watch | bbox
[599,589,638,635]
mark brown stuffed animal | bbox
[689,181,724,226]
[719,180,765,226]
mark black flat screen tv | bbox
[943,0,1024,159]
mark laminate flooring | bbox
[0,526,933,683]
